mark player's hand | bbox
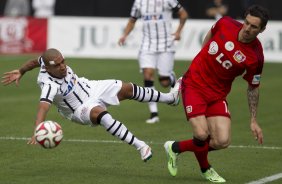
[1,70,22,86]
[172,32,181,41]
[118,36,127,46]
[250,119,263,144]
[27,135,37,145]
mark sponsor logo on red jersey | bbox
[208,41,218,55]
[233,50,246,63]
[224,41,234,51]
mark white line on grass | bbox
[0,136,281,150]
[229,145,282,150]
[2,136,281,184]
[246,173,282,184]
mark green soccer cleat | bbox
[202,167,226,183]
[164,141,178,176]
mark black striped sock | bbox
[99,112,135,145]
[131,84,160,102]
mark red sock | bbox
[194,150,210,170]
[178,139,208,152]
[178,139,210,170]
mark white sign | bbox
[48,17,282,62]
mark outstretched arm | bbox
[173,7,188,40]
[247,85,263,144]
[1,58,40,86]
[27,101,51,145]
[118,17,137,46]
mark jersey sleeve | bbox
[243,45,264,87]
[39,82,58,104]
[243,60,264,87]
[130,0,141,19]
[168,0,182,12]
[211,17,225,35]
[38,56,44,66]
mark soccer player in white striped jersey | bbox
[2,48,181,162]
[119,0,188,124]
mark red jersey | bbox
[183,16,264,101]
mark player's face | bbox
[239,14,265,43]
[45,55,67,79]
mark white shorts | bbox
[71,80,122,125]
[138,51,175,76]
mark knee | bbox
[118,82,133,100]
[210,137,231,149]
[158,76,170,87]
[194,131,210,141]
[90,107,107,125]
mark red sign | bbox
[0,17,47,54]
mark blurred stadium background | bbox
[1,0,282,20]
[0,0,281,184]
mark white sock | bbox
[99,112,145,149]
[131,83,174,103]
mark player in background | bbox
[2,48,181,162]
[164,5,269,183]
[118,0,188,124]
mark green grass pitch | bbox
[0,55,282,184]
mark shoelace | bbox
[209,169,221,180]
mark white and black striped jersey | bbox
[37,57,91,120]
[131,0,182,52]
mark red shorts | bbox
[182,85,231,120]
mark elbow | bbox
[183,10,188,19]
[179,8,188,20]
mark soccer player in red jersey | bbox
[164,5,269,183]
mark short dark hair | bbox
[244,5,269,29]
[42,48,62,66]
